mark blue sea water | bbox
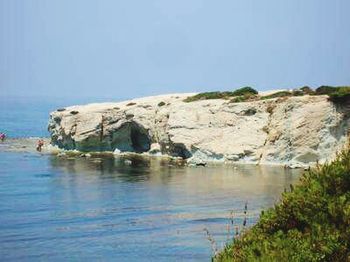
[0,97,301,261]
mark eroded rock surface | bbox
[48,93,350,167]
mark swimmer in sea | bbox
[0,133,6,142]
[36,139,44,152]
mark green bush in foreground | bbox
[215,146,350,261]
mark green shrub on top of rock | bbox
[231,87,258,96]
[291,89,304,96]
[230,94,258,103]
[315,85,338,95]
[228,87,259,103]
[261,91,293,100]
[328,86,350,103]
[183,91,233,102]
[260,86,314,100]
[184,87,258,103]
[313,85,350,104]
[300,86,314,94]
[184,85,350,104]
[229,96,248,103]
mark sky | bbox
[1,0,350,100]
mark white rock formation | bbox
[48,93,350,167]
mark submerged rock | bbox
[48,93,350,167]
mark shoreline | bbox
[0,137,312,169]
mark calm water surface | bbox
[0,97,301,261]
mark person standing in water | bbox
[0,133,6,142]
[36,139,44,152]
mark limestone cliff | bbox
[48,93,350,167]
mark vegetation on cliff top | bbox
[184,85,350,104]
[183,87,257,102]
[215,145,350,261]
[326,86,350,103]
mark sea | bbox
[0,96,301,261]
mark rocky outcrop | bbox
[48,93,350,167]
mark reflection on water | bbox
[0,152,301,261]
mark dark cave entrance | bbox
[130,126,150,152]
[111,122,151,153]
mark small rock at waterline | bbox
[80,153,91,158]
[57,152,66,157]
[226,154,240,161]
[149,143,161,154]
[124,159,132,165]
[113,148,121,154]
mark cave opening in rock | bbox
[130,127,150,152]
[111,122,151,153]
[170,143,192,159]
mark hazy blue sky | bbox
[1,0,350,100]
